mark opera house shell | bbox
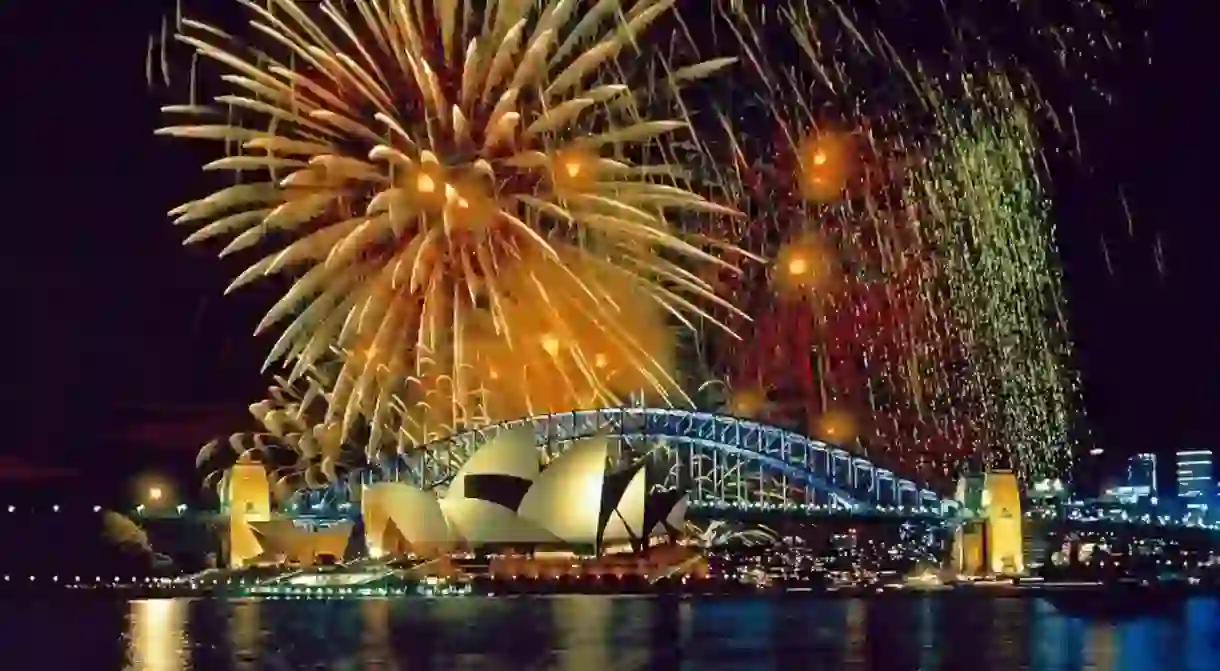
[363,429,689,558]
[245,520,354,567]
[222,459,358,568]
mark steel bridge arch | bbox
[370,408,944,514]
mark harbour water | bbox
[4,594,1219,670]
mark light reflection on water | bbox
[7,595,1220,670]
[128,599,189,671]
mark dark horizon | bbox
[4,1,1217,501]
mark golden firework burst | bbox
[158,0,751,448]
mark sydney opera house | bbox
[223,429,692,571]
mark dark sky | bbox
[2,1,1217,499]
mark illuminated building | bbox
[362,429,688,558]
[222,457,354,568]
[223,459,271,568]
[1099,452,1158,508]
[246,520,354,566]
[950,471,1024,576]
[1176,450,1213,511]
[1125,452,1157,499]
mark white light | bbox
[52,505,59,512]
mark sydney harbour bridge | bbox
[271,404,1220,580]
[300,407,948,520]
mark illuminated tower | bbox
[951,470,1025,576]
[222,457,271,568]
[1177,450,1212,513]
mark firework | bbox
[687,0,1120,484]
[910,74,1080,481]
[196,373,354,500]
[159,0,750,454]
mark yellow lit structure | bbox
[223,458,354,567]
[951,471,1025,577]
[224,460,272,569]
[247,520,354,566]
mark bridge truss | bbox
[357,408,945,516]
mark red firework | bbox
[703,123,977,488]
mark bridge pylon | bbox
[950,470,1025,577]
[221,457,272,568]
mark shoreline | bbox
[4,578,1218,601]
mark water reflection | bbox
[1182,597,1219,671]
[551,596,612,669]
[1032,598,1082,669]
[228,599,261,670]
[360,599,394,668]
[991,596,1031,669]
[915,596,940,670]
[1117,615,1162,671]
[100,595,1220,670]
[1085,623,1116,671]
[843,598,865,667]
[127,599,189,671]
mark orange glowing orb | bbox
[796,132,853,202]
[729,388,768,419]
[550,146,601,194]
[814,408,859,445]
[772,234,837,298]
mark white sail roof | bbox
[367,483,456,549]
[517,437,610,545]
[446,426,540,500]
[601,465,648,545]
[439,498,563,546]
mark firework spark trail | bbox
[912,74,1080,481]
[157,0,755,464]
[687,0,1123,485]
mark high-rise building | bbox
[1126,453,1157,499]
[1176,450,1212,510]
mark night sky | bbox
[3,1,1217,501]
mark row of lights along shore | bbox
[5,505,103,513]
[4,505,189,513]
[5,488,187,514]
